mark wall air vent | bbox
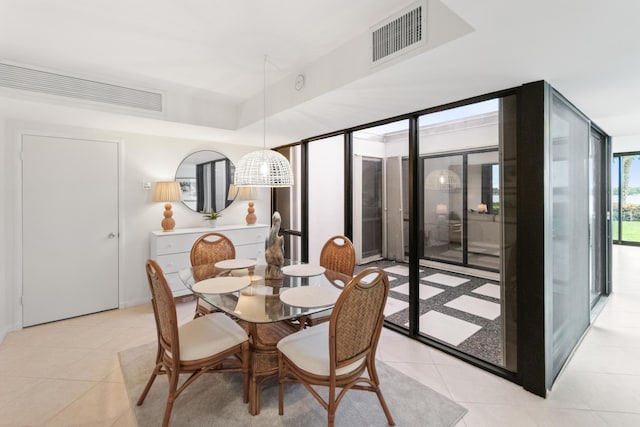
[0,62,163,112]
[371,1,426,64]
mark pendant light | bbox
[425,169,461,190]
[234,55,294,188]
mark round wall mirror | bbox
[175,150,236,213]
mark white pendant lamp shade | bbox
[425,169,461,190]
[234,149,294,187]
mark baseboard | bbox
[119,297,151,309]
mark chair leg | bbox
[136,363,162,405]
[374,388,396,426]
[367,360,395,425]
[162,397,175,427]
[242,342,250,404]
[328,385,336,427]
[278,354,285,415]
[161,370,180,427]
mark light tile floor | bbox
[409,310,483,346]
[444,295,501,320]
[1,245,639,426]
[472,283,501,299]
[423,273,470,287]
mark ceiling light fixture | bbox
[425,169,461,190]
[234,55,294,188]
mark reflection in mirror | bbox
[175,150,235,213]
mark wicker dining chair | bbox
[190,232,236,318]
[138,260,250,427]
[277,267,395,427]
[319,235,356,277]
[303,235,356,328]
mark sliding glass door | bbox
[547,92,590,386]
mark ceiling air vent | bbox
[0,62,163,112]
[371,1,426,64]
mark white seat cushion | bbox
[277,322,364,376]
[178,313,248,361]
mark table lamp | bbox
[228,184,259,225]
[436,203,448,215]
[152,181,182,232]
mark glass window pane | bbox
[467,151,500,270]
[620,155,640,243]
[423,155,463,263]
[416,96,517,372]
[548,93,590,385]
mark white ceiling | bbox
[1,0,640,147]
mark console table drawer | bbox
[149,225,269,298]
[224,228,267,246]
[155,253,191,274]
[153,234,201,256]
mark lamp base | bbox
[246,201,257,225]
[161,202,175,232]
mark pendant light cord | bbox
[263,54,267,149]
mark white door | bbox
[22,135,119,327]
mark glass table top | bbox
[178,262,350,324]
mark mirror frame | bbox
[175,150,236,213]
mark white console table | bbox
[149,224,269,297]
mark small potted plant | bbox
[201,210,221,227]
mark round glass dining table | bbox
[178,262,349,324]
[177,260,351,415]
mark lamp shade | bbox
[152,181,182,202]
[425,169,461,190]
[234,150,293,187]
[238,187,258,200]
[228,184,257,200]
[152,181,182,232]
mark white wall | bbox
[0,117,267,340]
[308,136,344,264]
[0,114,9,340]
[613,135,640,153]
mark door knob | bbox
[108,233,117,239]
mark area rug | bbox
[119,342,467,426]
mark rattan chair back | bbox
[146,259,180,362]
[330,267,389,367]
[190,233,236,317]
[319,235,355,277]
[190,232,236,267]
